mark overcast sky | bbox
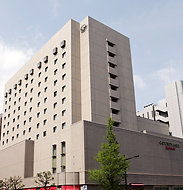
[0,0,183,112]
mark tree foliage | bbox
[35,171,54,190]
[89,117,130,190]
[0,176,24,190]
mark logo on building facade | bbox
[159,141,180,150]
[80,24,87,33]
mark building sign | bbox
[159,141,180,150]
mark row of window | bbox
[4,39,66,99]
[1,122,66,146]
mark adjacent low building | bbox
[0,16,183,190]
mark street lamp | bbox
[124,155,139,190]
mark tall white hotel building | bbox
[1,17,183,190]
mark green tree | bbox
[8,176,25,190]
[89,117,130,190]
[0,180,4,190]
[35,171,54,190]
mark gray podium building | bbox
[0,16,183,190]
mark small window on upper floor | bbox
[18,106,20,111]
[111,108,119,115]
[13,118,15,123]
[109,62,116,68]
[110,85,118,91]
[38,72,41,77]
[37,123,40,128]
[108,51,115,58]
[62,110,66,116]
[29,117,32,122]
[43,119,47,125]
[16,134,19,139]
[7,122,10,126]
[53,102,57,109]
[38,82,41,87]
[62,62,66,69]
[12,136,14,141]
[37,62,42,69]
[62,97,66,104]
[38,92,41,97]
[6,139,9,144]
[37,102,41,107]
[62,74,66,80]
[19,89,21,93]
[31,79,34,84]
[44,108,47,114]
[45,66,48,72]
[24,111,27,116]
[14,101,16,105]
[44,97,47,103]
[24,101,27,106]
[53,126,57,133]
[62,52,66,58]
[54,58,58,65]
[45,76,48,82]
[36,134,39,140]
[53,47,58,55]
[54,69,57,75]
[30,97,33,102]
[43,131,47,137]
[109,73,117,79]
[54,80,57,86]
[25,83,28,88]
[25,92,28,97]
[17,115,20,120]
[18,97,21,102]
[30,88,33,93]
[60,40,66,48]
[23,130,26,135]
[30,107,32,112]
[111,96,118,102]
[12,127,15,132]
[24,120,26,125]
[29,127,31,132]
[9,97,11,102]
[107,41,115,47]
[62,85,66,92]
[54,91,57,97]
[14,92,17,97]
[43,56,48,63]
[53,114,57,120]
[8,105,11,110]
[62,122,66,129]
[44,87,48,93]
[17,124,19,129]
[37,112,40,118]
[24,74,28,80]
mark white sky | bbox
[0,0,183,112]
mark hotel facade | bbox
[0,17,183,190]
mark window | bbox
[12,127,15,131]
[24,120,26,125]
[62,52,66,58]
[44,108,47,114]
[14,92,17,97]
[111,108,119,115]
[18,97,21,102]
[17,124,19,129]
[108,51,115,57]
[14,101,16,105]
[8,114,10,118]
[24,101,27,106]
[111,97,118,102]
[62,74,66,80]
[23,130,26,135]
[16,134,19,138]
[37,112,40,118]
[45,66,48,72]
[43,119,47,125]
[31,79,34,84]
[62,110,66,116]
[12,136,14,141]
[19,89,21,93]
[44,97,47,103]
[54,80,57,86]
[38,72,41,77]
[30,97,33,102]
[54,91,57,97]
[113,122,120,127]
[54,69,57,75]
[37,62,41,69]
[60,40,66,48]
[62,85,66,92]
[54,58,58,65]
[29,127,31,132]
[8,105,11,110]
[18,106,20,111]
[62,62,66,69]
[52,144,57,173]
[62,122,66,129]
[53,47,58,55]
[24,73,28,80]
[62,97,66,104]
[37,123,40,128]
[36,134,39,140]
[107,41,115,47]
[109,62,116,68]
[38,92,41,97]
[30,88,33,93]
[24,111,27,116]
[53,114,57,120]
[5,101,7,105]
[43,131,46,137]
[53,126,57,133]
[14,84,17,90]
[7,130,9,135]
[109,73,117,79]
[25,83,28,88]
[9,97,11,101]
[37,102,41,107]
[17,115,20,120]
[45,76,48,82]
[38,82,41,87]
[29,117,32,122]
[13,118,15,123]
[44,56,48,63]
[53,102,57,108]
[6,139,9,144]
[110,85,118,91]
[44,87,48,92]
[61,141,66,172]
[25,92,28,97]
[18,79,22,86]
